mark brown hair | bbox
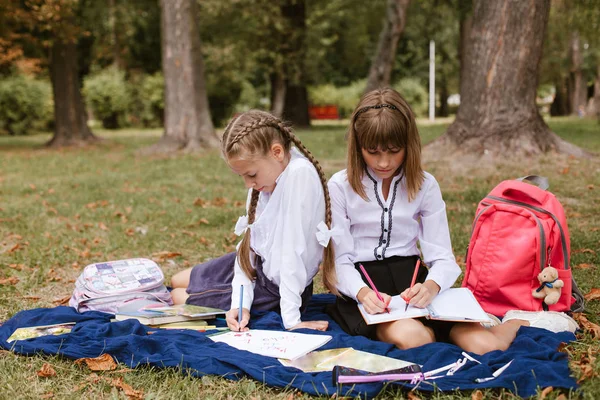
[221,110,338,295]
[347,87,424,201]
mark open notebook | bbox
[358,287,491,325]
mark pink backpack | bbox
[461,176,585,317]
[69,258,173,313]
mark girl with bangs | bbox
[326,88,532,354]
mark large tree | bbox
[428,0,588,159]
[364,0,411,94]
[153,0,218,152]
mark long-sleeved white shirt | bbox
[230,148,326,329]
[328,168,461,301]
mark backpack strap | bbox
[517,175,550,191]
[570,278,586,313]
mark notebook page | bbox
[358,295,429,325]
[427,288,491,322]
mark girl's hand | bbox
[357,287,391,314]
[289,320,329,331]
[226,307,250,332]
[400,280,440,308]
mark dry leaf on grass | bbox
[574,263,594,270]
[75,353,117,371]
[109,377,144,400]
[584,288,600,301]
[539,386,553,399]
[40,392,54,399]
[152,251,182,262]
[573,248,596,255]
[572,313,600,338]
[407,392,421,400]
[52,295,71,306]
[471,390,483,400]
[37,363,57,377]
[0,277,19,285]
[575,347,597,383]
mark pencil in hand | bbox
[404,259,421,311]
[359,264,390,314]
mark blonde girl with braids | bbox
[326,88,543,355]
[170,110,338,332]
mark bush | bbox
[83,67,131,129]
[393,78,428,117]
[308,80,366,118]
[0,75,53,135]
[204,45,244,125]
[127,72,165,128]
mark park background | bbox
[1,0,599,399]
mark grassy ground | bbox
[0,117,599,399]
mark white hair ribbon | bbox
[234,215,252,236]
[315,221,343,247]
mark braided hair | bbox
[221,110,339,295]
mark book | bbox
[333,365,424,385]
[358,287,491,325]
[7,322,76,343]
[141,303,226,318]
[114,309,209,325]
[279,347,416,373]
[209,329,332,360]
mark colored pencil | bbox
[404,259,421,311]
[359,264,390,313]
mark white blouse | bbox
[230,147,326,329]
[328,168,461,301]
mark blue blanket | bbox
[0,295,577,398]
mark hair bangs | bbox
[355,111,408,151]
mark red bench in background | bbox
[309,105,339,120]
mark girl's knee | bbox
[451,326,509,355]
[171,268,192,288]
[170,288,189,304]
[377,321,435,350]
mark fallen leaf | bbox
[152,251,182,262]
[98,222,108,231]
[584,288,600,301]
[573,248,596,255]
[199,218,209,225]
[557,394,567,400]
[40,392,54,399]
[572,313,600,338]
[407,392,421,400]
[21,295,41,301]
[74,353,117,371]
[575,263,594,270]
[539,386,553,399]
[0,277,19,285]
[52,295,71,306]
[109,377,144,400]
[212,197,228,207]
[471,390,483,400]
[37,363,57,377]
[575,347,597,383]
[587,184,594,190]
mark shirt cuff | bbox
[230,283,254,311]
[425,263,460,293]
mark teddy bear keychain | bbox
[532,266,564,305]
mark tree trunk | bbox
[283,84,310,128]
[270,71,286,118]
[47,40,98,147]
[550,78,569,116]
[364,0,411,94]
[439,76,449,117]
[427,0,589,160]
[568,31,586,117]
[280,0,310,127]
[153,0,218,153]
[595,64,600,121]
[458,0,472,90]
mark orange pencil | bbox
[403,259,421,311]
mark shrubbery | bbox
[83,68,131,129]
[0,75,53,135]
[393,78,428,117]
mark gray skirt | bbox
[185,252,313,313]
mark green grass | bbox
[1,117,599,399]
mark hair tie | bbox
[234,215,252,236]
[354,103,398,119]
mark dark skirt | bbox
[327,255,454,342]
[185,252,313,313]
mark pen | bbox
[359,264,390,313]
[238,284,244,331]
[404,259,421,311]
